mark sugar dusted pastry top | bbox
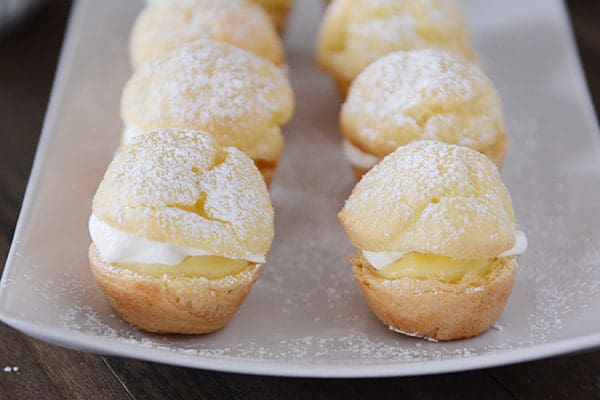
[146,0,293,30]
[341,49,505,159]
[121,39,294,163]
[317,0,473,83]
[92,129,274,261]
[130,0,284,69]
[338,141,516,259]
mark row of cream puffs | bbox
[126,0,296,184]
[88,1,296,333]
[316,1,527,340]
[317,0,506,177]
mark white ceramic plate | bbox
[1,0,600,378]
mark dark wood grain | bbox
[0,1,599,399]
[489,350,600,399]
[104,357,516,400]
[0,326,131,400]
[0,2,131,399]
[567,0,600,113]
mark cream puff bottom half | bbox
[352,252,516,341]
[89,244,261,334]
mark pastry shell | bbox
[351,252,517,341]
[89,244,260,334]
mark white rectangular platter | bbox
[1,0,600,378]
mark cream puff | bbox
[341,49,507,179]
[145,0,292,33]
[130,0,284,70]
[316,0,474,95]
[89,129,274,334]
[338,141,526,341]
[250,0,293,33]
[120,39,294,185]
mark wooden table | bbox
[0,1,599,398]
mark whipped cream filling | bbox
[362,231,528,270]
[362,250,406,270]
[89,214,265,265]
[342,139,381,169]
[122,122,147,147]
[498,230,528,257]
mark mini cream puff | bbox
[341,49,507,179]
[130,0,284,70]
[338,141,526,341]
[120,39,294,185]
[250,0,293,33]
[316,0,474,96]
[89,129,274,334]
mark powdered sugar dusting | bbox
[339,141,515,259]
[93,129,274,260]
[2,0,600,376]
[131,0,282,68]
[121,39,293,161]
[319,0,472,79]
[342,49,503,155]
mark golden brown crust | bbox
[89,244,260,334]
[273,15,289,34]
[270,7,290,34]
[255,159,278,187]
[335,77,351,98]
[351,252,516,341]
[251,0,292,33]
[350,165,368,181]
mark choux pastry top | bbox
[130,0,284,69]
[341,49,507,173]
[317,0,474,92]
[339,140,526,279]
[120,39,294,176]
[90,129,274,270]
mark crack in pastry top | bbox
[130,0,284,69]
[341,49,505,158]
[121,39,294,162]
[338,140,516,260]
[92,129,274,261]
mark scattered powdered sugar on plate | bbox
[32,93,599,366]
[1,0,600,374]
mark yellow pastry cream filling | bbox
[373,253,497,283]
[117,256,253,279]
